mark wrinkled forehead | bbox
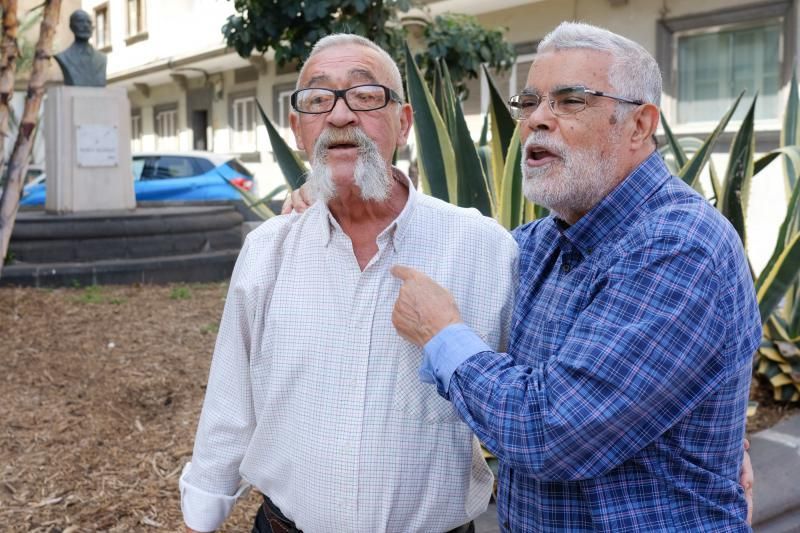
[302,68,381,89]
[299,45,392,89]
[525,49,614,94]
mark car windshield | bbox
[132,159,145,181]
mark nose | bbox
[325,96,358,128]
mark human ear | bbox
[396,103,413,147]
[630,103,659,149]
[289,112,305,151]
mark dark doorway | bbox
[192,110,208,151]
[187,86,213,152]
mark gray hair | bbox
[538,22,661,108]
[296,33,405,101]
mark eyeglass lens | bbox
[294,85,389,113]
[509,88,591,119]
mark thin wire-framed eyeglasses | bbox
[508,86,644,120]
[291,84,404,114]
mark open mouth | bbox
[327,143,358,151]
[526,145,559,166]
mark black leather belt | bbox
[256,495,475,533]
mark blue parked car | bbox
[20,151,256,206]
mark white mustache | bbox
[523,133,567,159]
[315,127,371,154]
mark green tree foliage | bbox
[221,0,514,93]
[415,13,515,97]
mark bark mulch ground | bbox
[1,283,798,531]
[0,283,259,531]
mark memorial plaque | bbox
[76,124,118,167]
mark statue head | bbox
[69,9,93,42]
[55,9,107,87]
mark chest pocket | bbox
[392,341,461,423]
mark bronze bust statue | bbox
[54,10,107,87]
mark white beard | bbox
[521,131,619,221]
[306,127,392,203]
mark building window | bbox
[272,81,296,131]
[231,94,257,152]
[94,4,110,51]
[154,105,178,151]
[127,0,146,37]
[271,81,298,147]
[656,1,792,125]
[131,110,142,152]
[677,22,781,123]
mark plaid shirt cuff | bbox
[421,323,492,397]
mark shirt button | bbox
[562,264,571,273]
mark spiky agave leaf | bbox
[439,61,493,215]
[677,91,745,188]
[719,95,757,247]
[404,43,455,203]
[255,100,307,190]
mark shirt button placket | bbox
[349,266,382,525]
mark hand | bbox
[391,265,462,346]
[281,183,313,214]
[740,438,753,525]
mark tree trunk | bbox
[0,0,60,275]
[0,0,19,173]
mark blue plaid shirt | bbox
[422,152,761,532]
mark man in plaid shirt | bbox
[392,22,760,532]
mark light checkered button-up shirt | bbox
[180,173,518,532]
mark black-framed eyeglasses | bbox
[508,86,644,120]
[291,84,403,114]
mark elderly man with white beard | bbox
[391,22,760,532]
[178,33,517,533]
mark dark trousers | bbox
[252,495,476,533]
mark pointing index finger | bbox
[391,265,416,281]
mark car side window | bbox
[193,158,215,174]
[138,157,160,180]
[225,159,254,177]
[153,156,195,179]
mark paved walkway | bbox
[472,414,800,532]
[751,414,800,531]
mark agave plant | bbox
[660,79,800,402]
[403,44,546,229]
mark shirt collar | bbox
[320,167,417,252]
[561,151,671,255]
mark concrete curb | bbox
[752,414,800,532]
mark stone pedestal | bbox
[44,86,135,213]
